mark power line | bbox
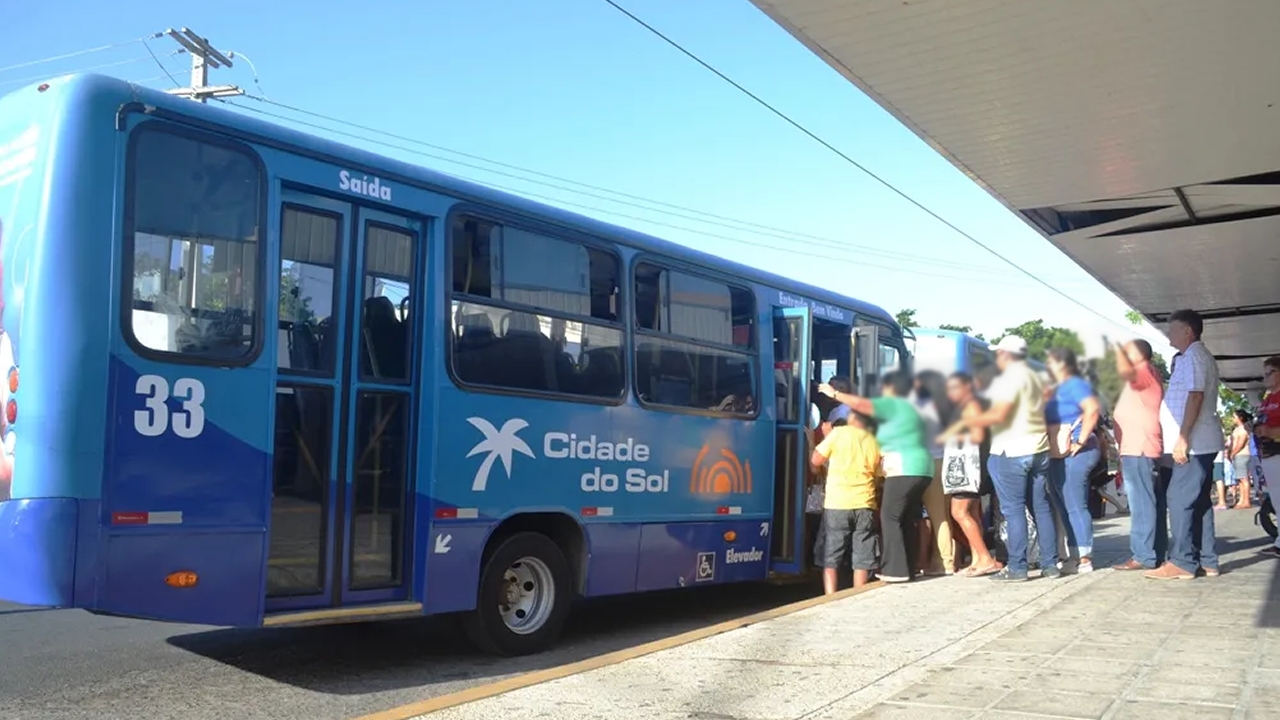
[0,35,156,74]
[0,56,152,89]
[233,95,1086,283]
[599,0,1143,337]
[242,96,1072,277]
[227,97,1067,286]
[1,34,1056,280]
[226,50,269,100]
[141,38,181,87]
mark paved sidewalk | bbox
[414,510,1279,720]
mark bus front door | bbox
[769,306,813,576]
[265,189,423,617]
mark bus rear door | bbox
[769,305,812,575]
[264,188,423,621]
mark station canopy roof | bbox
[750,0,1280,390]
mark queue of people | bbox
[807,307,1277,592]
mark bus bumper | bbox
[0,497,79,607]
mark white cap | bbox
[989,335,1029,356]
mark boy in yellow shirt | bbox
[811,412,883,594]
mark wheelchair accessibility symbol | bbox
[695,552,715,582]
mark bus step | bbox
[262,601,423,628]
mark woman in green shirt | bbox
[819,371,933,583]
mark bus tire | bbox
[466,531,572,656]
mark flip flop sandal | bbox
[965,564,1002,578]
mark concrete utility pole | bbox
[162,27,243,103]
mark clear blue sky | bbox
[3,0,1169,352]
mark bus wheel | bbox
[467,531,572,656]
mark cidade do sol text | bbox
[543,432,670,494]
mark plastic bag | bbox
[995,505,1041,567]
[805,484,825,514]
[942,439,982,495]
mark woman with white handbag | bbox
[941,372,1002,577]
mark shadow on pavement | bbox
[165,579,822,695]
[1260,538,1280,629]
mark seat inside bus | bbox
[453,309,623,398]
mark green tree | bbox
[1092,340,1170,416]
[1219,386,1252,434]
[895,308,918,328]
[995,319,1084,362]
[938,323,973,334]
[1093,345,1124,415]
[279,267,318,326]
[1125,309,1145,325]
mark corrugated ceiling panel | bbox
[754,0,1280,209]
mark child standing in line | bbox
[811,411,883,593]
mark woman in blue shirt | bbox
[1045,347,1102,573]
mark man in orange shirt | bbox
[1110,339,1168,570]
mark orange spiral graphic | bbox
[690,444,753,495]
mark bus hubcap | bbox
[499,556,554,635]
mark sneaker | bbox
[1076,559,1094,574]
[1041,565,1063,580]
[989,567,1029,582]
[1111,558,1148,571]
[1202,567,1220,578]
[1261,546,1280,558]
[1143,562,1195,580]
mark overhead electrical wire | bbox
[0,29,1152,333]
[141,36,182,88]
[0,34,157,74]
[244,96,1079,280]
[226,50,269,100]
[228,96,1069,287]
[0,35,1101,284]
[0,56,152,89]
[598,0,1152,339]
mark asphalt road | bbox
[0,579,822,720]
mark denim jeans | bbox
[1166,453,1219,573]
[1050,446,1100,560]
[1120,455,1167,568]
[990,451,1057,574]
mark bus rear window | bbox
[125,125,263,362]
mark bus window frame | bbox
[358,217,419,386]
[443,204,629,406]
[629,253,760,421]
[119,119,269,368]
[277,201,346,380]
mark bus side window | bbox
[448,216,625,400]
[125,125,263,362]
[632,263,756,416]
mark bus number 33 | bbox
[134,375,206,439]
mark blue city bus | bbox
[0,74,909,655]
[910,327,1047,395]
[910,328,999,393]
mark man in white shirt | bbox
[940,336,1058,582]
[1146,309,1224,580]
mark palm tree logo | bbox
[465,417,536,491]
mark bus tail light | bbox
[723,530,737,542]
[164,571,199,589]
[7,366,16,393]
[5,399,14,425]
